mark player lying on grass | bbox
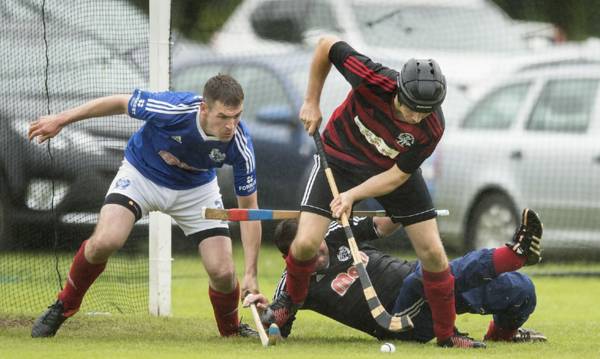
[246,209,546,346]
[28,75,260,338]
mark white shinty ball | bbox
[380,342,396,353]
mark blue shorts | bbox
[391,248,537,343]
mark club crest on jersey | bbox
[337,246,351,262]
[396,133,415,147]
[114,178,131,190]
[209,148,226,163]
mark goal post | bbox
[148,0,172,317]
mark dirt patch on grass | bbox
[0,316,33,327]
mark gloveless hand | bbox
[28,114,66,143]
[330,191,355,219]
[298,101,322,135]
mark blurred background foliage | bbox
[130,0,600,43]
[130,0,241,42]
[494,0,600,41]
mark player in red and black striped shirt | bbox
[270,35,480,348]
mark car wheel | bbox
[465,193,518,250]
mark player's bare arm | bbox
[237,192,262,295]
[330,165,411,219]
[28,94,130,143]
[299,35,340,135]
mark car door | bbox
[436,81,534,248]
[517,77,600,244]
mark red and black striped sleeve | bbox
[328,41,397,95]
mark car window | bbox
[305,0,338,32]
[355,4,528,53]
[172,64,224,94]
[461,83,531,129]
[250,0,338,42]
[527,79,599,133]
[229,65,292,123]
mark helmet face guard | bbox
[397,59,447,113]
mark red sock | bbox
[493,246,526,274]
[423,267,456,342]
[208,282,240,336]
[285,254,317,304]
[484,320,517,341]
[58,240,106,316]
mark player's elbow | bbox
[116,94,131,113]
[237,192,259,209]
[317,35,341,52]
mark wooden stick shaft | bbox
[312,131,412,332]
[250,304,269,347]
[202,207,448,221]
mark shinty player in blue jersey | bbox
[28,75,261,338]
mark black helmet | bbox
[397,58,446,113]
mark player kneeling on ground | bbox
[246,209,546,347]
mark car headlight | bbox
[25,179,69,211]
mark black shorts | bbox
[300,155,437,226]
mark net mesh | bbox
[0,0,149,316]
[169,0,600,260]
[2,0,600,319]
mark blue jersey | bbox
[125,89,257,195]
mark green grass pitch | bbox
[2,245,600,359]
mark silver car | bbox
[434,63,600,252]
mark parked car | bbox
[213,0,557,54]
[434,62,600,252]
[171,50,470,214]
[211,0,561,90]
[0,0,147,248]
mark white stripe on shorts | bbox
[395,298,425,319]
[302,154,321,205]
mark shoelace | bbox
[451,335,475,348]
[41,303,62,324]
[238,323,255,334]
[454,328,472,339]
[516,328,531,340]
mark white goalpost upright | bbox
[148,0,172,317]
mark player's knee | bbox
[494,273,537,318]
[415,245,447,270]
[291,235,321,259]
[513,274,537,313]
[207,265,236,289]
[87,233,126,260]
